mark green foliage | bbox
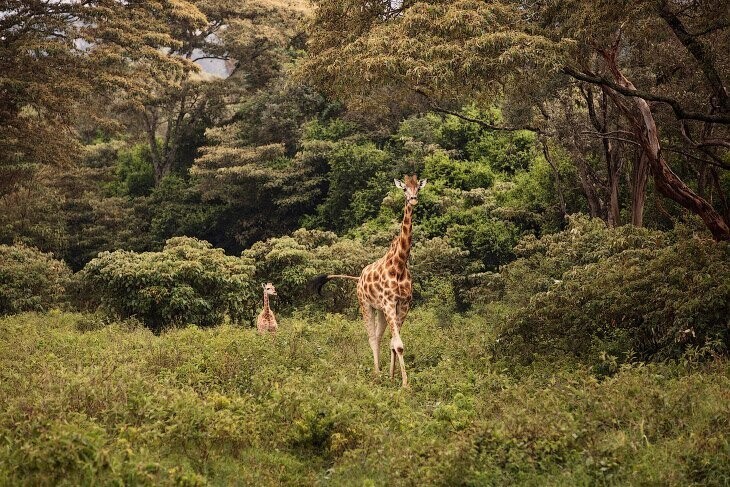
[1,0,204,179]
[303,0,569,122]
[143,175,222,247]
[302,118,359,142]
[1,311,729,485]
[109,143,156,197]
[422,151,494,191]
[229,82,329,154]
[243,228,379,313]
[496,145,581,234]
[0,245,71,315]
[0,177,68,255]
[467,129,537,174]
[410,237,474,312]
[77,237,257,331]
[310,140,391,233]
[495,216,730,365]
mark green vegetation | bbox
[0,244,71,316]
[1,0,728,484]
[77,237,257,331]
[1,311,728,486]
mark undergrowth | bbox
[0,310,728,485]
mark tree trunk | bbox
[600,50,730,240]
[576,157,603,218]
[584,86,622,226]
[539,137,567,218]
[606,146,621,227]
[630,150,649,227]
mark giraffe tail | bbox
[309,274,359,296]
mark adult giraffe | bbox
[313,175,427,387]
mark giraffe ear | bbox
[418,179,428,189]
[262,283,266,289]
[394,179,406,189]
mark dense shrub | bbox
[77,237,257,330]
[310,141,392,232]
[422,151,494,190]
[494,216,729,364]
[246,228,482,313]
[0,244,71,315]
[410,237,476,313]
[143,175,222,247]
[416,187,520,269]
[107,142,155,197]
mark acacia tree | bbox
[0,0,204,193]
[302,0,730,240]
[191,80,330,250]
[121,0,311,184]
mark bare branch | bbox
[579,131,641,147]
[664,146,730,169]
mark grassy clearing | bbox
[0,310,728,486]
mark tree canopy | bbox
[302,0,730,239]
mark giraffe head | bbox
[394,175,427,206]
[262,282,277,296]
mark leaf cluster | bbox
[77,237,257,331]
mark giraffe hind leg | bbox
[389,347,396,379]
[360,301,381,374]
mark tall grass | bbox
[1,310,728,485]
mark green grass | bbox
[0,310,728,486]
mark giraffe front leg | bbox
[368,333,380,375]
[384,307,408,387]
[396,340,408,387]
[389,347,395,379]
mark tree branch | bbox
[664,145,730,170]
[657,3,729,113]
[563,67,730,124]
[579,131,641,147]
[414,89,544,134]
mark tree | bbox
[302,0,730,239]
[0,0,204,192]
[120,0,311,184]
[184,74,339,251]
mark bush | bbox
[495,216,730,364]
[410,237,476,312]
[0,244,71,315]
[77,237,256,330]
[108,142,155,197]
[311,141,391,233]
[244,228,379,313]
[422,151,494,190]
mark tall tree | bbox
[121,0,311,184]
[302,0,730,239]
[0,0,204,193]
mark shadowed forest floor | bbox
[1,310,728,486]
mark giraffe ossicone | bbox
[312,175,427,387]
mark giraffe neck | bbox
[262,293,270,312]
[387,202,414,270]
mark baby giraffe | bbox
[256,282,278,333]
